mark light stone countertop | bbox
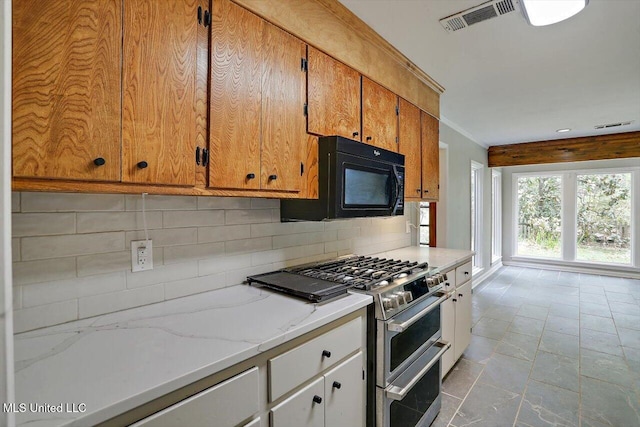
[13,246,472,427]
[13,285,372,427]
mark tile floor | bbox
[433,266,640,427]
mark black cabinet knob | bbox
[332,381,342,389]
[93,157,106,166]
[322,350,331,358]
[445,282,451,287]
[137,161,148,169]
[352,132,359,138]
[424,189,429,193]
[313,395,322,404]
[416,189,421,193]
[268,174,277,181]
[465,271,469,275]
[452,298,457,302]
[458,293,463,298]
[246,173,255,180]
[366,136,372,142]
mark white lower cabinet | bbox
[270,351,364,427]
[271,377,325,427]
[324,352,364,427]
[131,367,259,427]
[440,260,473,378]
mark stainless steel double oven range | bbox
[248,255,450,427]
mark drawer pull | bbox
[268,174,277,181]
[352,131,359,138]
[458,293,463,298]
[322,350,331,358]
[366,136,372,142]
[464,271,470,275]
[312,395,322,404]
[332,381,341,389]
[137,161,148,169]
[246,173,256,180]
[93,157,106,166]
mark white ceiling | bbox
[339,0,640,147]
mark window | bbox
[516,175,562,258]
[513,167,637,267]
[492,170,502,263]
[576,172,632,265]
[419,202,436,246]
[471,161,484,270]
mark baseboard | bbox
[472,260,503,289]
[503,259,640,280]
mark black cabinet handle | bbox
[445,282,450,287]
[313,395,322,404]
[352,132,359,138]
[268,174,277,181]
[137,161,148,169]
[195,147,201,165]
[202,149,209,167]
[197,6,202,24]
[203,10,211,27]
[93,157,105,166]
[366,136,372,142]
[246,173,255,180]
[322,350,331,358]
[332,381,341,389]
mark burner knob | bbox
[388,294,401,309]
[426,277,436,287]
[382,297,393,311]
[402,291,413,303]
[393,292,406,305]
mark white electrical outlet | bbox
[406,220,411,234]
[131,240,153,272]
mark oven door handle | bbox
[385,340,451,401]
[387,292,449,333]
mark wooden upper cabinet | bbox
[261,23,306,192]
[398,99,422,200]
[122,0,198,186]
[421,111,439,201]
[210,0,305,192]
[12,0,122,181]
[307,47,361,140]
[362,77,398,152]
[210,0,263,190]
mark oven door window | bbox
[390,305,440,372]
[343,164,392,208]
[389,359,440,426]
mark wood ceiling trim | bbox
[488,131,640,168]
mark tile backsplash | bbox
[11,192,412,333]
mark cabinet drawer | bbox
[455,261,472,285]
[131,367,259,427]
[269,316,362,401]
[270,377,324,427]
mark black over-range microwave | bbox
[281,136,405,221]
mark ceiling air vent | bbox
[440,0,518,33]
[594,121,633,130]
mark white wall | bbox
[502,157,640,274]
[438,123,493,274]
[1,0,15,424]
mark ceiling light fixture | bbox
[556,128,571,133]
[521,0,589,26]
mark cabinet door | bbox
[209,0,262,190]
[398,98,422,200]
[307,47,361,140]
[261,23,306,191]
[454,281,473,360]
[362,77,398,152]
[440,296,456,377]
[324,352,365,427]
[132,367,259,427]
[420,111,439,200]
[271,377,324,427]
[122,0,197,185]
[12,0,121,181]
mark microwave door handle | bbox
[386,340,451,401]
[391,167,402,213]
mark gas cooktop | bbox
[247,255,442,306]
